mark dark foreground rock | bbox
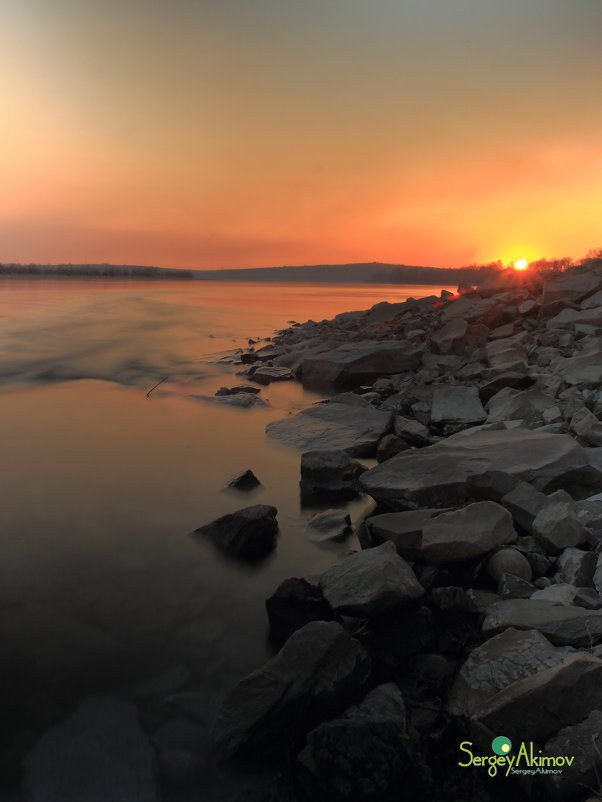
[192,505,278,560]
[212,621,370,760]
[482,599,602,646]
[23,697,158,802]
[300,450,366,499]
[266,579,337,642]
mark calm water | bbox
[0,279,448,796]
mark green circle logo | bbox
[492,736,513,755]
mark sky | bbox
[1,0,601,269]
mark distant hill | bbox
[1,261,498,285]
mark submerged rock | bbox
[227,469,262,491]
[192,505,278,560]
[300,450,366,499]
[305,510,353,542]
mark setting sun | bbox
[514,259,529,271]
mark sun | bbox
[514,259,529,271]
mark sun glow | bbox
[514,259,529,271]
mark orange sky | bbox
[1,0,601,268]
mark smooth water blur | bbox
[0,279,449,796]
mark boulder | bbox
[542,270,602,309]
[570,407,602,447]
[430,386,487,428]
[266,578,337,642]
[306,510,353,542]
[553,342,602,387]
[543,710,602,801]
[530,584,579,605]
[297,684,424,801]
[430,319,469,355]
[250,366,295,385]
[359,429,602,510]
[301,341,423,391]
[447,628,567,718]
[482,599,602,646]
[23,697,158,802]
[212,621,370,759]
[319,542,424,616]
[375,434,409,463]
[267,404,392,456]
[365,509,445,560]
[392,415,431,446]
[486,387,556,425]
[556,547,597,587]
[500,481,548,532]
[532,496,588,554]
[300,450,366,498]
[421,501,516,563]
[227,469,262,491]
[192,505,278,561]
[487,548,533,582]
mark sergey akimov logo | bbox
[458,736,575,777]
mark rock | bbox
[556,547,597,586]
[485,338,527,373]
[478,372,534,404]
[553,341,602,387]
[250,366,295,385]
[487,548,533,582]
[306,510,353,542]
[420,501,516,563]
[532,497,588,554]
[365,509,445,560]
[212,621,370,759]
[359,606,437,671]
[482,599,602,646]
[192,505,278,561]
[267,404,392,456]
[500,481,549,532]
[301,341,423,391]
[487,387,557,426]
[319,542,424,616]
[194,392,269,407]
[227,469,262,491]
[216,385,261,396]
[447,628,568,718]
[266,578,337,642]
[329,392,371,407]
[375,434,409,463]
[360,429,602,510]
[430,319,470,355]
[300,450,366,498]
[543,710,602,801]
[392,415,431,446]
[542,270,602,309]
[530,584,579,605]
[297,684,425,801]
[498,573,535,599]
[466,470,520,502]
[430,385,487,429]
[471,652,602,745]
[570,407,602,446]
[23,697,158,802]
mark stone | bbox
[192,505,278,561]
[360,429,602,510]
[319,542,424,616]
[430,319,470,355]
[500,481,549,532]
[392,415,431,446]
[530,584,579,605]
[498,573,535,599]
[486,387,557,426]
[299,450,366,498]
[301,341,423,391]
[482,599,602,646]
[542,270,602,309]
[329,392,371,407]
[250,366,295,385]
[556,547,597,587]
[430,385,487,428]
[195,392,268,408]
[553,342,602,387]
[466,470,520,502]
[305,510,353,542]
[266,578,337,642]
[365,509,445,560]
[212,621,370,759]
[22,697,158,802]
[297,684,425,801]
[487,548,533,582]
[447,628,567,718]
[532,498,588,554]
[420,501,517,563]
[570,407,602,447]
[375,434,409,463]
[478,372,534,404]
[543,710,602,802]
[227,469,262,491]
[267,403,392,456]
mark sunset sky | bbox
[1,0,601,269]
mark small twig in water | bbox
[146,375,169,398]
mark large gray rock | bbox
[249,365,295,385]
[553,341,602,387]
[482,599,602,646]
[487,548,533,582]
[542,270,602,309]
[297,684,419,801]
[359,429,602,510]
[570,407,602,447]
[305,510,353,542]
[301,341,422,391]
[267,403,392,456]
[486,387,556,425]
[421,501,516,562]
[471,652,602,745]
[532,496,588,554]
[430,385,487,428]
[319,542,424,616]
[192,505,278,561]
[23,697,158,802]
[212,621,370,759]
[447,628,567,718]
[366,509,445,560]
[300,450,366,498]
[500,481,548,532]
[543,710,602,801]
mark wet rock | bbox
[553,342,602,387]
[266,579,336,643]
[421,501,516,563]
[360,429,602,510]
[430,385,487,429]
[487,548,533,582]
[305,510,353,542]
[212,621,370,760]
[466,470,520,502]
[193,505,278,561]
[300,450,366,499]
[482,599,602,646]
[196,392,268,408]
[227,469,262,491]
[23,697,158,802]
[250,366,295,385]
[319,542,424,616]
[267,403,392,456]
[365,508,445,560]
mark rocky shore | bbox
[9,262,602,802]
